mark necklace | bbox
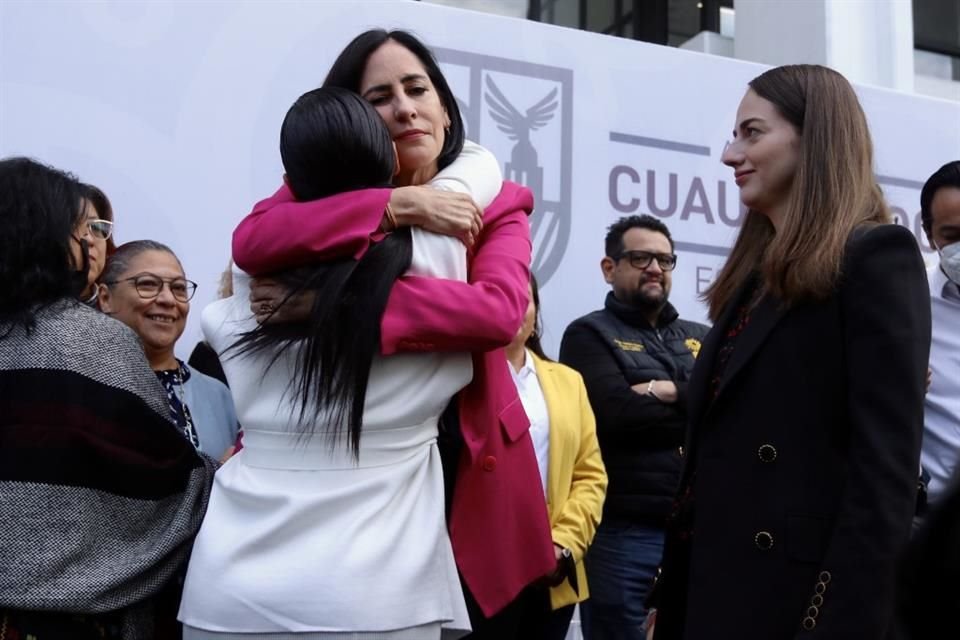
[156,361,200,449]
[173,366,201,449]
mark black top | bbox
[187,340,228,387]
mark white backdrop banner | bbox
[2,0,958,357]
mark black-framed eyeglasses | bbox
[104,274,198,302]
[613,250,678,272]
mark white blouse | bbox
[510,348,550,496]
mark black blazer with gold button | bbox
[653,224,931,640]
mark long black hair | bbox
[0,157,87,335]
[323,29,465,173]
[232,87,413,458]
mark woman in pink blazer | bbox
[232,29,555,632]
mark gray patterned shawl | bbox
[0,301,216,639]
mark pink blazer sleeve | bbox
[381,181,533,355]
[231,182,533,354]
[231,184,391,275]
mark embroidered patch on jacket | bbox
[685,338,702,358]
[613,339,645,352]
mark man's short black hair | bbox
[920,160,960,236]
[605,214,675,258]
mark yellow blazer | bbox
[531,353,608,609]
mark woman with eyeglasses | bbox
[74,183,116,305]
[0,157,214,639]
[99,240,239,460]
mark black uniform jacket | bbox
[560,294,709,526]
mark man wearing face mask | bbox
[917,160,960,513]
[559,215,708,640]
[891,160,960,639]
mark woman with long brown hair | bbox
[650,65,930,639]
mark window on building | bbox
[913,0,960,81]
[529,0,733,46]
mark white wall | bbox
[734,0,915,93]
[733,0,829,69]
[423,0,528,19]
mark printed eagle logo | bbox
[484,75,559,147]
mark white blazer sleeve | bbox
[428,139,503,209]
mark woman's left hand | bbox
[539,544,567,586]
[249,276,314,324]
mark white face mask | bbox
[936,241,960,285]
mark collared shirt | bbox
[921,264,960,505]
[510,349,550,496]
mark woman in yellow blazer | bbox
[488,274,607,640]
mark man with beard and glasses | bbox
[559,215,708,640]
